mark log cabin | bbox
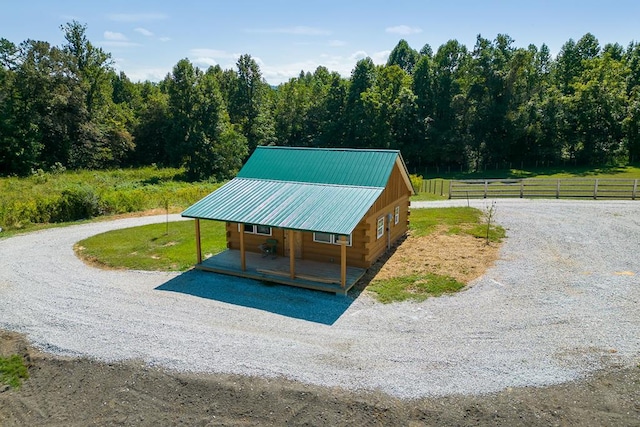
[181,146,414,294]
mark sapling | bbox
[484,201,497,245]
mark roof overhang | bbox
[396,155,416,195]
[181,178,383,236]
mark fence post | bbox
[484,180,488,198]
[633,179,638,200]
[593,179,599,200]
[448,181,453,199]
[440,179,444,196]
[520,180,524,198]
[556,180,560,199]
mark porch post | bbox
[339,235,347,289]
[239,223,246,271]
[289,229,296,279]
[195,219,202,264]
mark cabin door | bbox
[284,231,303,259]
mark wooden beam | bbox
[289,229,295,279]
[339,235,347,289]
[239,223,246,271]
[195,219,202,264]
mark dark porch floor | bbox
[195,250,366,295]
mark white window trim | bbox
[376,217,385,239]
[238,223,272,236]
[313,232,352,246]
[394,206,400,225]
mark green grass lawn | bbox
[76,220,227,271]
[367,273,466,304]
[409,206,505,242]
[410,192,448,202]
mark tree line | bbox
[1,21,639,179]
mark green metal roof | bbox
[182,147,410,235]
[237,146,400,187]
[182,178,383,235]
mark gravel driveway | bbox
[1,200,639,398]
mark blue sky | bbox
[2,0,640,85]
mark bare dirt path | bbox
[1,330,638,426]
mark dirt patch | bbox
[374,227,500,284]
[352,228,500,298]
[0,331,638,426]
[0,331,29,362]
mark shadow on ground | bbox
[155,270,355,325]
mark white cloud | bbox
[124,67,172,82]
[371,50,391,64]
[193,57,218,67]
[134,27,154,37]
[189,48,239,69]
[329,39,346,47]
[385,25,423,35]
[159,37,171,42]
[245,26,331,36]
[260,53,370,85]
[346,49,390,65]
[260,59,326,85]
[104,31,127,41]
[349,50,368,61]
[107,13,168,22]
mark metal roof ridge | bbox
[233,176,385,190]
[255,146,400,154]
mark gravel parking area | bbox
[0,200,639,399]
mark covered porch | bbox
[194,249,366,295]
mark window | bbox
[313,232,352,246]
[256,225,271,235]
[239,223,272,236]
[394,206,400,225]
[313,232,332,243]
[376,217,385,239]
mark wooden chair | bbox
[259,238,278,258]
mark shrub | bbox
[410,174,423,193]
[57,186,102,222]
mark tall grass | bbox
[0,167,221,231]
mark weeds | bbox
[0,355,29,389]
[0,167,221,231]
